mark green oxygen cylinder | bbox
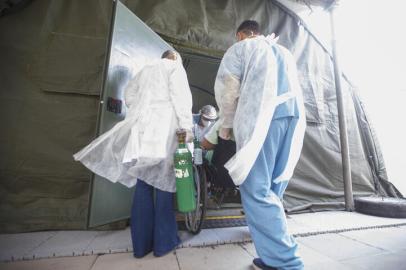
[174,129,196,213]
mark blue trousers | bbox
[240,117,304,270]
[130,179,180,257]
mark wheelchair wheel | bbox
[184,164,207,234]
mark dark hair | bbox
[161,50,176,60]
[236,20,260,35]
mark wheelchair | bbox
[183,137,238,234]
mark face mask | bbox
[200,119,209,127]
[201,119,215,128]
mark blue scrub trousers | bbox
[240,117,304,270]
[130,179,180,257]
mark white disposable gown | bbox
[74,57,193,192]
[214,35,306,185]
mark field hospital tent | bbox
[0,0,402,233]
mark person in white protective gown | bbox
[73,50,193,258]
[214,20,306,270]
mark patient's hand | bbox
[201,138,215,150]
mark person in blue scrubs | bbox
[214,20,305,270]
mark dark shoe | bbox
[252,258,277,270]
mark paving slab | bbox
[176,244,253,270]
[84,228,132,255]
[240,239,403,270]
[178,228,222,248]
[306,260,356,270]
[340,226,406,253]
[290,211,406,235]
[211,227,251,244]
[239,239,345,269]
[0,231,57,261]
[341,251,406,270]
[285,216,314,235]
[239,242,257,258]
[90,252,179,270]
[296,233,387,261]
[296,242,339,267]
[0,255,97,270]
[30,231,100,259]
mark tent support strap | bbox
[329,7,355,211]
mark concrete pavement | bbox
[1,226,406,270]
[1,211,406,269]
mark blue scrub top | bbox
[272,46,299,120]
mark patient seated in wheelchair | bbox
[201,120,238,195]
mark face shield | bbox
[199,105,218,127]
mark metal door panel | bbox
[88,0,172,227]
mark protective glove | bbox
[219,128,232,140]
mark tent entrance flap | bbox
[87,0,173,228]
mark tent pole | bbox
[329,6,355,211]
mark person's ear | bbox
[236,32,242,41]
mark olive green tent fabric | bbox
[0,0,401,233]
[0,0,112,232]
